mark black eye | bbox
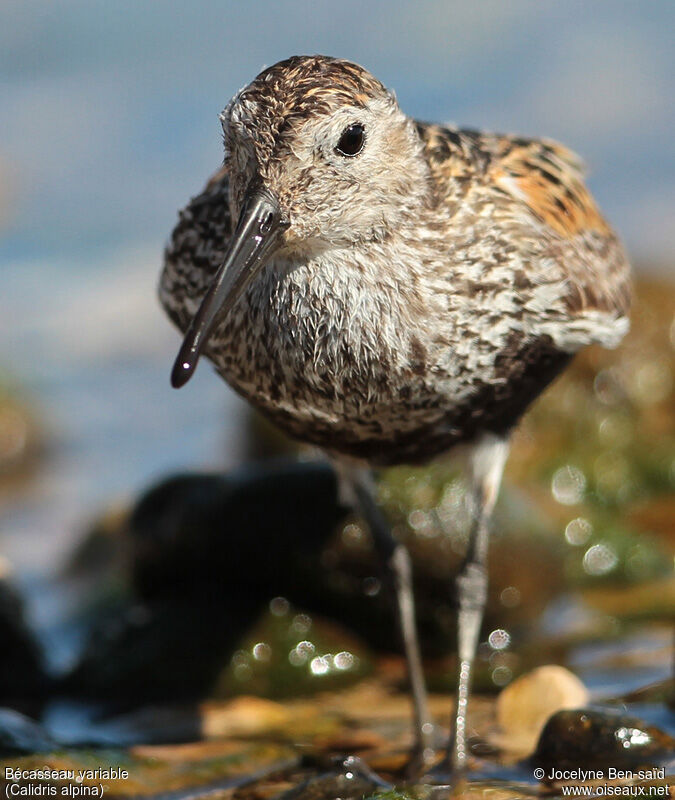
[335,123,365,157]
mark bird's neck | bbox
[267,223,439,309]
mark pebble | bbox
[496,665,589,754]
[533,707,675,768]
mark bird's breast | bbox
[205,254,459,439]
[198,251,570,464]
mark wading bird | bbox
[160,55,630,780]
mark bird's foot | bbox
[419,754,469,798]
[404,722,444,781]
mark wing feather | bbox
[159,166,231,332]
[488,136,631,321]
[416,123,631,348]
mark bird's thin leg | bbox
[439,434,510,779]
[347,467,434,766]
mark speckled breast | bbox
[202,261,571,466]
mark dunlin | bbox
[160,55,631,779]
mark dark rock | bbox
[61,593,255,707]
[0,576,50,711]
[63,461,352,707]
[619,678,674,707]
[128,460,348,600]
[533,708,675,769]
[127,459,565,654]
[279,756,388,800]
[279,772,383,800]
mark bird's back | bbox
[416,122,631,347]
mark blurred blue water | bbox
[1,0,673,578]
[2,0,673,260]
[1,248,247,577]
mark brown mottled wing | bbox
[159,166,232,333]
[488,135,632,320]
[417,123,631,340]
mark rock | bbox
[279,772,382,800]
[618,678,674,706]
[63,461,355,708]
[0,708,57,754]
[533,708,675,769]
[61,594,261,706]
[496,665,589,754]
[128,461,348,600]
[279,757,388,800]
[0,572,50,710]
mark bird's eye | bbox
[335,123,365,157]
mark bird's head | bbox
[171,55,428,388]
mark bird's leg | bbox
[434,434,510,784]
[348,467,435,768]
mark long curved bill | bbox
[171,187,287,389]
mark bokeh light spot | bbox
[552,465,586,505]
[488,628,511,650]
[269,597,289,617]
[583,542,619,576]
[565,517,593,546]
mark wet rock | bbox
[279,772,382,800]
[564,523,672,594]
[128,461,347,600]
[533,708,675,768]
[61,593,256,706]
[71,703,203,747]
[496,665,589,755]
[362,793,412,800]
[628,496,675,548]
[278,756,388,800]
[0,708,57,754]
[211,610,370,701]
[63,461,354,708]
[0,572,50,710]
